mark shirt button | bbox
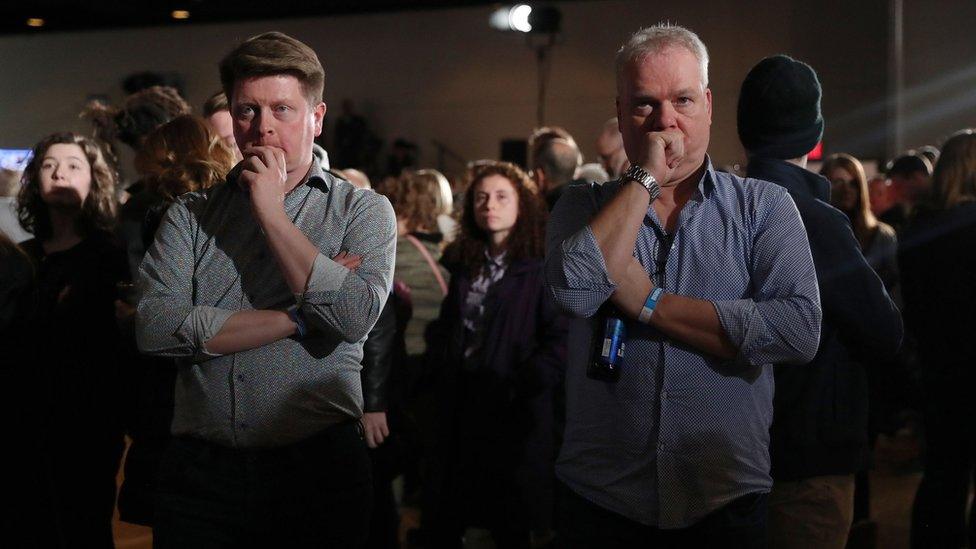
[661,390,668,400]
[236,374,245,382]
[658,441,666,451]
[239,422,248,430]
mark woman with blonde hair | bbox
[16,132,129,546]
[898,129,976,548]
[821,153,898,290]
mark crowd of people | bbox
[1,21,974,549]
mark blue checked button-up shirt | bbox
[545,160,821,528]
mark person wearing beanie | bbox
[738,55,903,549]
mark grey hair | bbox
[615,23,710,90]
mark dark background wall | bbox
[0,0,969,178]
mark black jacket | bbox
[899,201,976,374]
[360,295,398,412]
[747,157,903,481]
[423,257,568,530]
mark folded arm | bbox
[298,192,397,343]
[136,200,294,361]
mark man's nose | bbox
[653,101,678,130]
[257,108,275,136]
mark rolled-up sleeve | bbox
[714,190,822,366]
[545,183,617,318]
[300,191,396,343]
[136,199,235,362]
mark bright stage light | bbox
[510,4,533,33]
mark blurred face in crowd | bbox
[890,172,931,202]
[868,176,892,215]
[596,127,628,178]
[473,174,519,247]
[207,109,243,161]
[617,45,712,183]
[231,74,325,177]
[827,166,859,214]
[39,143,92,210]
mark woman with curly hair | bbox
[15,132,129,547]
[421,161,568,548]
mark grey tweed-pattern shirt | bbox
[136,161,396,448]
[545,159,822,528]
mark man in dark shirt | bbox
[738,55,903,548]
[528,126,582,210]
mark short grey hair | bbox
[615,23,710,91]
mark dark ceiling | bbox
[1,0,501,35]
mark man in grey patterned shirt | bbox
[546,24,821,547]
[136,32,395,547]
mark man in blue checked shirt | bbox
[545,24,822,548]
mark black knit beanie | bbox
[737,55,824,160]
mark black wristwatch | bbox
[624,164,660,203]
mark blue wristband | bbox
[287,306,307,340]
[638,287,664,324]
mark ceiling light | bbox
[26,18,45,27]
[171,10,190,20]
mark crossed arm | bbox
[545,180,822,366]
[136,159,396,361]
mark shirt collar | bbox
[697,155,718,198]
[484,249,507,269]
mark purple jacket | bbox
[424,256,569,530]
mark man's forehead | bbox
[232,74,305,102]
[622,46,704,91]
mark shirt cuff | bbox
[712,298,766,367]
[179,305,235,360]
[298,253,351,306]
[561,225,616,288]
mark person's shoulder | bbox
[721,170,791,206]
[345,182,394,218]
[876,220,897,241]
[711,171,795,231]
[552,178,617,217]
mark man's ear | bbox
[533,168,547,192]
[313,102,327,136]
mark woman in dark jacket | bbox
[899,129,976,549]
[16,132,128,547]
[422,161,568,549]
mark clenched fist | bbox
[634,129,685,186]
